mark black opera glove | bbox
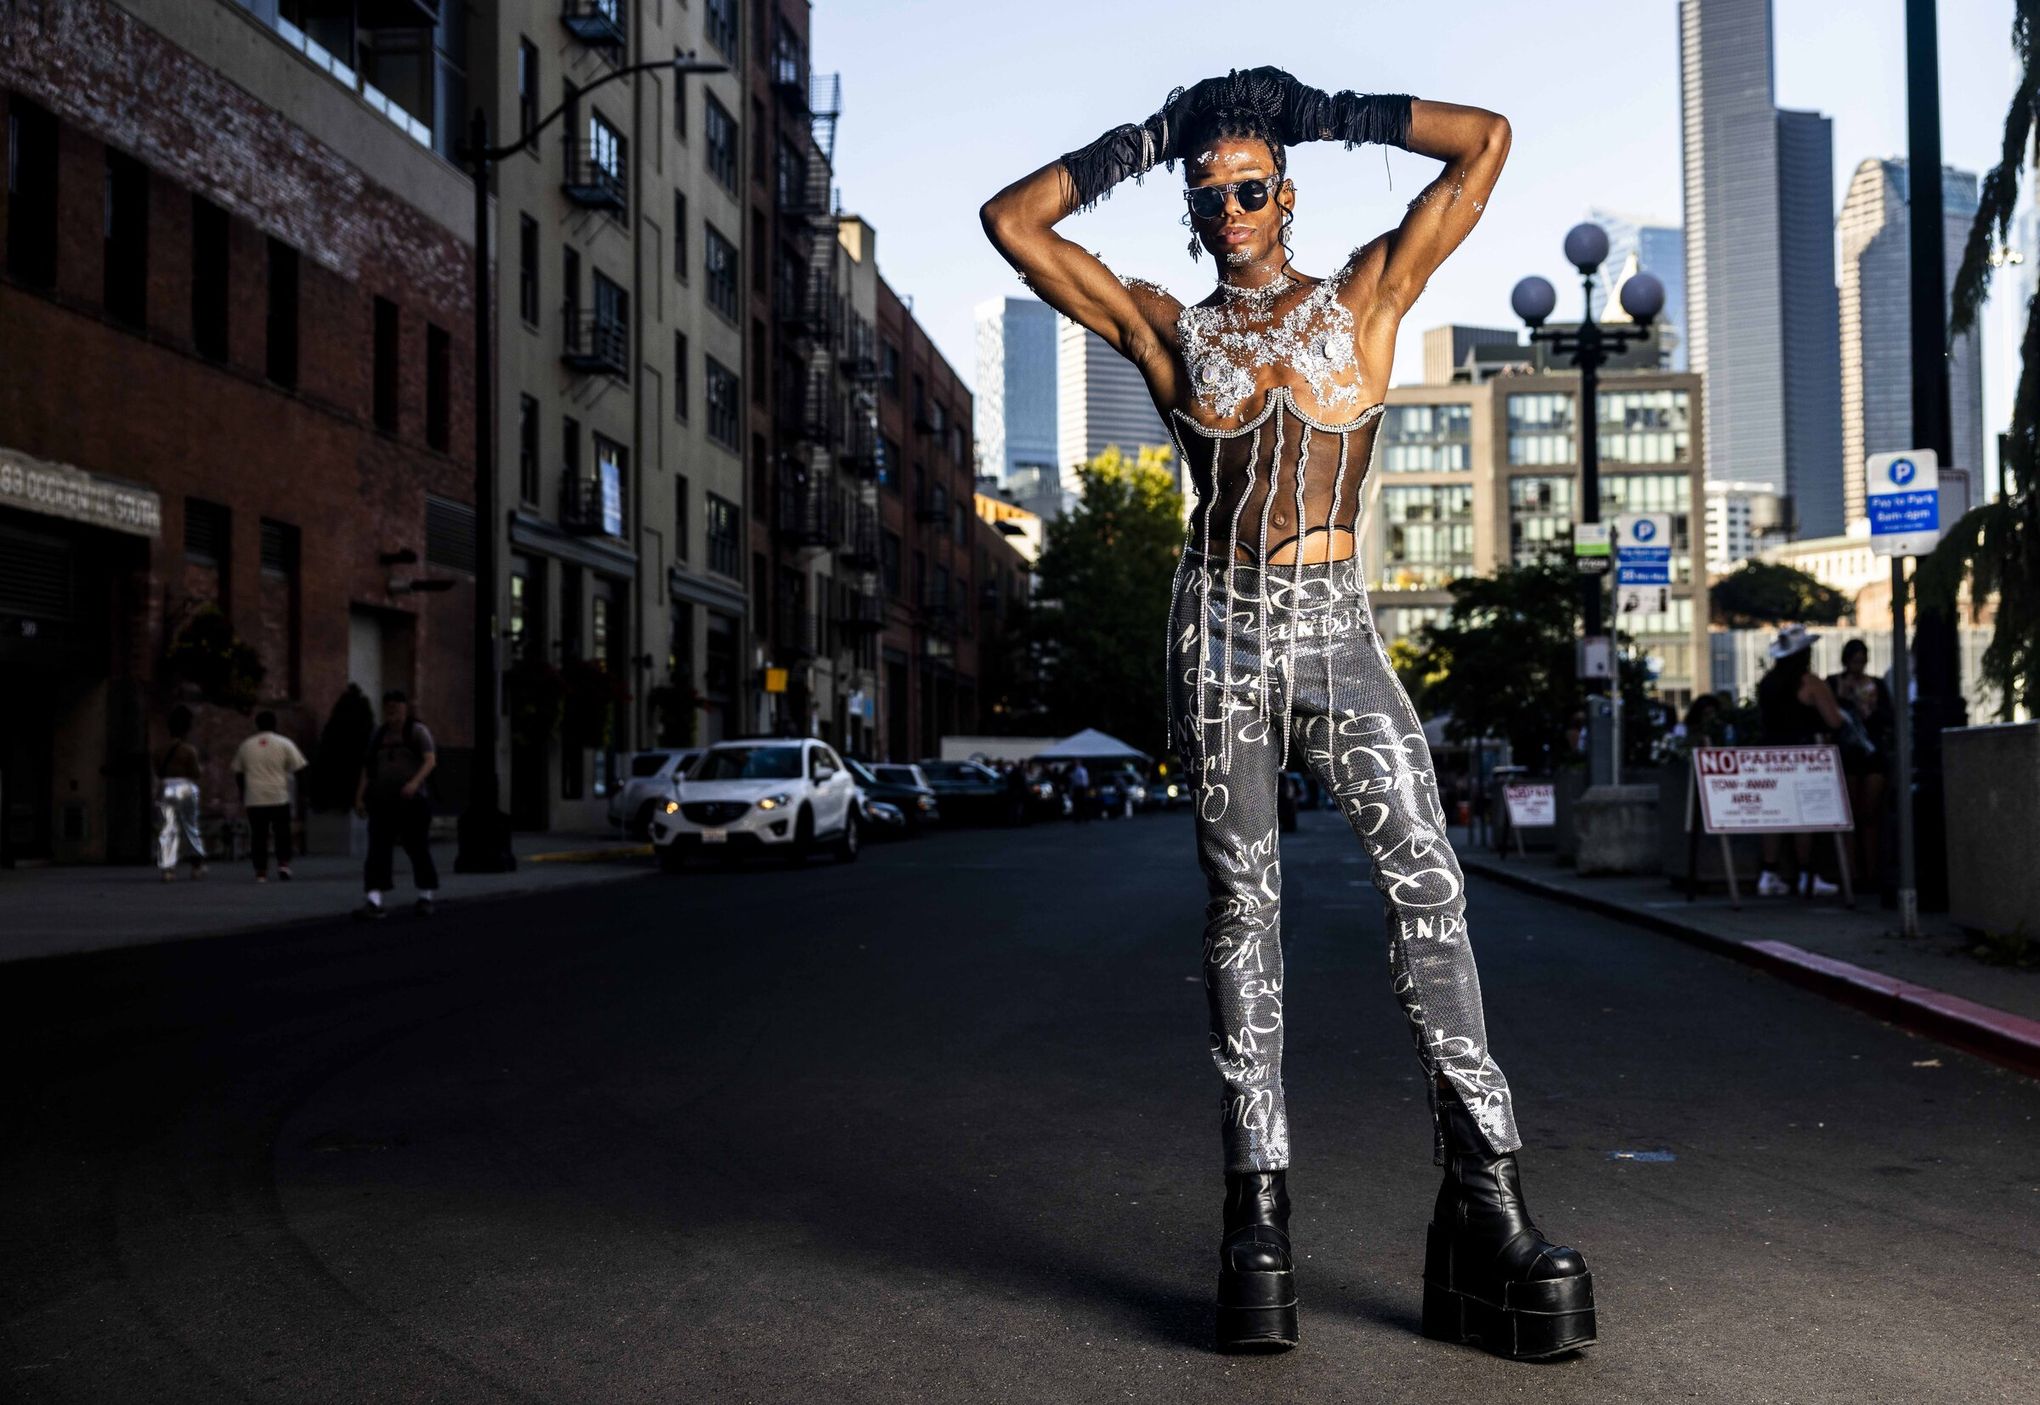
[1236,65,1416,151]
[1057,85,1195,214]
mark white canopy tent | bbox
[1032,727,1151,762]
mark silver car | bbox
[609,748,701,838]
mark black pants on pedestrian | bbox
[365,795,438,893]
[248,804,293,875]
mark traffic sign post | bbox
[1865,449,1942,937]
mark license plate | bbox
[701,827,727,843]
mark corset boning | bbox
[1170,386,1387,568]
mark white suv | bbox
[650,737,860,869]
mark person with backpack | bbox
[353,689,439,918]
[153,703,207,882]
[232,710,307,882]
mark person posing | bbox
[353,689,439,919]
[1755,625,1847,898]
[982,67,1592,1359]
[1826,638,1895,896]
[153,703,207,882]
[232,710,307,882]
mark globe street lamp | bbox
[453,52,728,873]
[1511,223,1664,780]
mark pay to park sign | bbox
[1692,746,1854,834]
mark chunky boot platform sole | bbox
[1215,1264,1298,1351]
[1421,1223,1596,1359]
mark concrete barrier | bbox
[1575,783,1663,875]
[1943,721,2040,938]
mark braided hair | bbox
[1175,71,1297,269]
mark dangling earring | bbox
[1183,210,1201,261]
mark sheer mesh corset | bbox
[1161,384,1387,765]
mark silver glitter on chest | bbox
[1176,273,1363,422]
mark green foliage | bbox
[163,603,266,711]
[1708,560,1851,629]
[1026,444,1184,750]
[1411,555,1582,768]
[1928,1,2040,718]
[1387,636,1443,713]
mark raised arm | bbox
[1338,100,1512,322]
[979,111,1185,385]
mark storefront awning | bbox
[0,446,161,538]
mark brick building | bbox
[0,0,477,862]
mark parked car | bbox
[915,759,1006,825]
[843,757,939,834]
[857,795,909,840]
[1095,765,1149,818]
[1145,767,1189,812]
[609,748,702,838]
[650,737,858,870]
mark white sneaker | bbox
[1756,870,1792,897]
[1800,873,1839,898]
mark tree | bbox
[1026,443,1183,749]
[1919,0,2040,718]
[1708,560,1851,629]
[1411,556,1581,769]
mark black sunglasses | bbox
[1183,178,1276,221]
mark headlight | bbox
[756,792,793,810]
[663,800,680,814]
[1167,784,1179,798]
[917,795,934,810]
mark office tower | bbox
[1055,316,1171,501]
[973,296,1059,488]
[1776,109,1845,537]
[1837,158,1986,524]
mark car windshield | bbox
[874,766,919,786]
[844,758,878,785]
[629,753,672,778]
[925,762,989,783]
[693,746,802,781]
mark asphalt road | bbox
[3,811,2036,1404]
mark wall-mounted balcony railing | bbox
[561,0,626,49]
[561,141,627,210]
[839,592,884,635]
[561,311,629,379]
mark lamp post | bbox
[1511,224,1665,782]
[453,51,728,873]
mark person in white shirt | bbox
[232,711,308,881]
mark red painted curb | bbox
[1463,858,2040,1080]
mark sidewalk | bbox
[0,831,655,963]
[1453,835,2040,1078]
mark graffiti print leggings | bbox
[1167,545,1524,1173]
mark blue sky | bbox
[812,0,2022,460]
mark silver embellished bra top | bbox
[1166,385,1388,567]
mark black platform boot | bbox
[1421,1092,1596,1359]
[1216,1170,1298,1352]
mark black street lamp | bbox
[1511,223,1665,778]
[453,51,728,873]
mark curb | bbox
[526,845,654,863]
[1460,854,2040,1080]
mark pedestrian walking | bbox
[1755,625,1847,897]
[985,69,1591,1356]
[1069,759,1092,824]
[232,710,307,882]
[153,704,207,882]
[1826,638,1896,897]
[353,689,439,919]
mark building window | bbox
[594,434,627,536]
[706,492,741,578]
[705,356,740,450]
[704,92,738,193]
[1599,388,1692,466]
[259,517,302,696]
[1506,392,1575,466]
[1378,484,1474,591]
[103,149,149,327]
[563,414,581,483]
[881,529,901,596]
[704,222,739,322]
[517,39,539,145]
[519,394,540,505]
[191,195,230,362]
[589,110,626,202]
[672,189,688,279]
[1507,475,1574,566]
[1380,403,1472,473]
[425,322,450,451]
[425,495,476,574]
[705,0,738,58]
[372,296,399,433]
[509,566,530,661]
[6,97,58,288]
[675,473,690,562]
[518,214,539,324]
[266,238,299,389]
[184,498,230,565]
[881,341,901,397]
[879,436,900,491]
[592,270,629,381]
[673,330,689,420]
[672,48,688,137]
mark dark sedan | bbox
[915,759,1007,826]
[844,758,939,835]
